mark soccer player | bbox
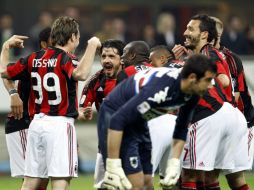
[116,40,152,83]
[148,45,177,176]
[211,16,254,190]
[179,14,249,190]
[0,16,101,190]
[2,27,52,190]
[99,54,217,190]
[149,45,175,67]
[79,39,125,189]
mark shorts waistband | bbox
[33,113,74,124]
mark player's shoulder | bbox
[47,47,77,65]
[84,69,104,88]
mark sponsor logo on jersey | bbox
[148,87,169,104]
[198,161,205,167]
[97,87,103,92]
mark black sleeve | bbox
[173,96,200,140]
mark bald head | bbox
[122,41,150,66]
[127,41,150,57]
[149,45,175,67]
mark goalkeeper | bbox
[98,54,217,189]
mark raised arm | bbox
[0,35,28,75]
[72,37,101,81]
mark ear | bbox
[40,41,47,49]
[188,73,197,83]
[201,31,208,40]
[71,33,76,42]
[130,53,136,60]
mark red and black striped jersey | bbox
[221,47,254,127]
[201,44,235,105]
[191,44,234,122]
[6,47,79,118]
[79,69,117,111]
[192,78,228,123]
[116,62,152,84]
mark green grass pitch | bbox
[0,172,253,190]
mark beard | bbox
[184,34,201,50]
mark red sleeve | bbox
[79,84,96,107]
[61,56,77,79]
[215,60,228,76]
[7,56,30,79]
[79,72,101,107]
[237,71,245,92]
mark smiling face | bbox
[101,47,121,78]
[183,20,203,50]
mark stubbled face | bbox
[191,71,216,96]
[183,20,202,50]
[101,47,121,78]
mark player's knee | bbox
[144,175,153,190]
[181,169,198,182]
[127,173,145,189]
[205,170,220,185]
[226,171,246,189]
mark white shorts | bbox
[224,108,250,174]
[148,114,176,176]
[5,129,28,177]
[247,127,254,169]
[93,153,106,188]
[25,114,78,178]
[182,102,238,171]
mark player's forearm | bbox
[217,73,230,88]
[171,139,185,159]
[0,42,10,74]
[107,129,123,158]
[2,78,16,92]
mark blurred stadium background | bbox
[0,0,254,189]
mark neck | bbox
[194,41,208,53]
[55,45,73,54]
[134,57,148,65]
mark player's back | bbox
[27,47,78,118]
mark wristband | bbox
[9,89,18,95]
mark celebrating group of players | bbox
[0,13,254,190]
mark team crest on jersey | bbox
[72,60,79,66]
[80,95,86,104]
[129,157,138,169]
[137,101,151,114]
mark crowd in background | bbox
[1,6,254,59]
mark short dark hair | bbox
[191,14,217,43]
[129,41,150,59]
[150,45,175,61]
[51,16,79,46]
[181,54,217,79]
[39,27,51,44]
[100,39,125,56]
